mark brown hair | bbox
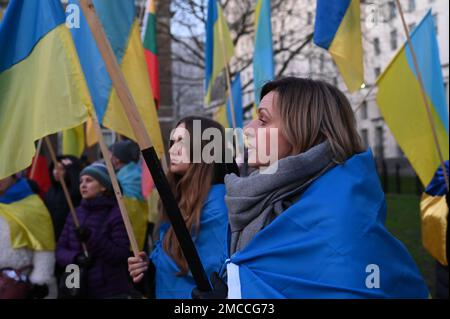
[261,77,365,162]
[159,116,239,275]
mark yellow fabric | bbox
[147,188,160,224]
[103,21,164,157]
[420,193,448,266]
[329,0,364,92]
[0,195,55,251]
[213,104,229,128]
[205,4,235,104]
[124,197,149,251]
[376,51,449,186]
[85,116,99,147]
[0,25,91,179]
[62,123,85,158]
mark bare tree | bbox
[168,0,322,115]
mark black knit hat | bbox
[80,162,113,193]
[111,140,140,164]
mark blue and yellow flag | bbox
[205,0,235,105]
[314,0,364,92]
[376,11,449,186]
[253,0,274,107]
[214,73,244,130]
[420,161,449,266]
[0,0,91,180]
[63,124,85,158]
[70,0,164,157]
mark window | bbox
[361,129,369,148]
[409,22,416,32]
[390,29,397,51]
[307,12,313,25]
[408,0,416,12]
[374,38,381,56]
[361,101,368,120]
[375,126,385,159]
[374,67,381,78]
[388,2,396,20]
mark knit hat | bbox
[80,162,113,193]
[111,140,140,164]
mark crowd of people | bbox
[1,77,446,299]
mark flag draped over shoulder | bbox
[314,0,364,92]
[0,178,55,251]
[205,0,235,105]
[226,151,429,298]
[253,0,274,107]
[70,0,164,157]
[0,0,91,179]
[142,0,160,107]
[376,11,449,186]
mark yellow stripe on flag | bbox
[328,0,364,92]
[103,21,164,157]
[0,25,91,179]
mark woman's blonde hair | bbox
[261,77,365,162]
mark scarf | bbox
[225,142,335,255]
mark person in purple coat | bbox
[56,162,132,299]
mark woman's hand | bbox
[128,251,149,283]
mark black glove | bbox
[191,272,228,299]
[75,226,91,242]
[74,253,94,269]
[28,283,49,299]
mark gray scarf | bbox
[225,142,335,255]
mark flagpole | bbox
[44,137,89,258]
[89,111,140,256]
[30,139,43,180]
[217,4,237,130]
[79,0,212,291]
[395,0,449,191]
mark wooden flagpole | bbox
[89,112,140,256]
[44,137,89,257]
[79,0,212,291]
[395,0,449,191]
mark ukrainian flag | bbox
[214,73,243,129]
[70,0,164,157]
[0,0,91,180]
[420,161,448,266]
[205,0,235,105]
[376,11,449,186]
[253,0,274,107]
[314,0,364,92]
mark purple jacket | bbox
[56,196,132,298]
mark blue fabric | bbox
[313,0,351,50]
[68,0,135,123]
[204,0,218,93]
[0,0,65,73]
[405,11,449,133]
[117,162,143,200]
[226,73,244,129]
[227,150,429,298]
[151,184,229,299]
[424,161,449,196]
[0,178,34,204]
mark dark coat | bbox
[44,156,82,241]
[56,196,132,299]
